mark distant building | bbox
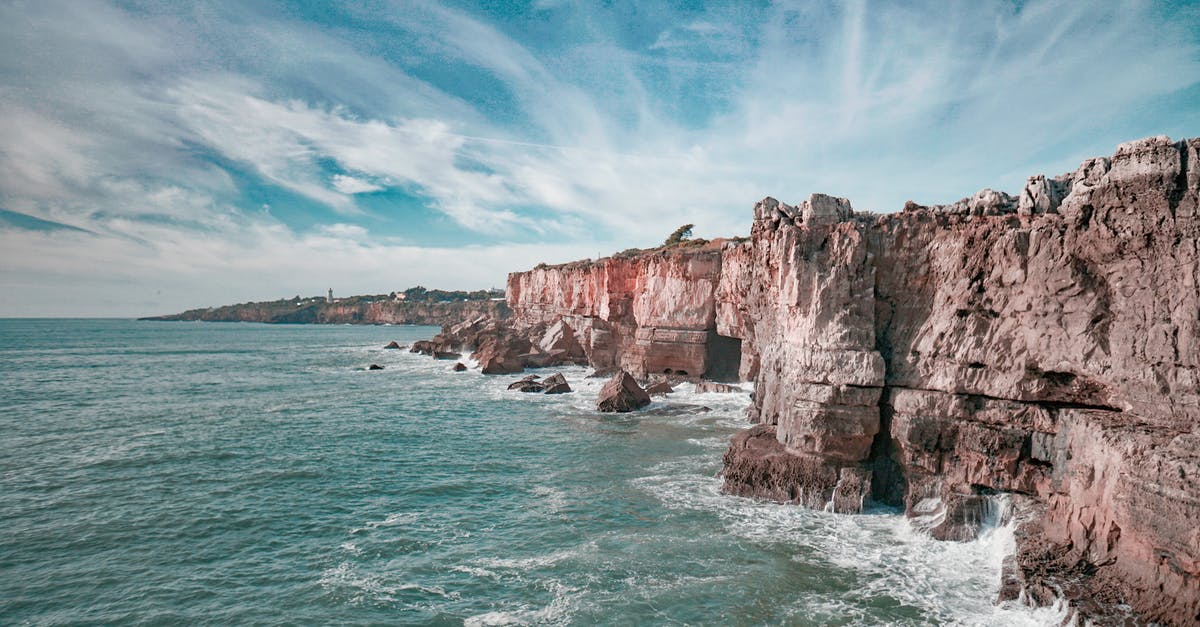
[327,288,333,304]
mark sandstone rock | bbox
[452,362,467,372]
[644,380,674,396]
[596,371,651,412]
[474,334,527,375]
[507,375,542,391]
[541,372,572,394]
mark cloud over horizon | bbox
[2,0,1199,316]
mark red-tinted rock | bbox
[541,373,572,394]
[644,380,674,396]
[596,371,651,412]
[452,362,467,372]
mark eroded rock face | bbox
[507,246,736,379]
[724,136,1200,624]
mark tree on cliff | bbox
[663,224,694,247]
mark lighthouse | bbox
[327,288,333,304]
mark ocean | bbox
[0,319,1068,625]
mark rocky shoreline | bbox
[407,135,1200,625]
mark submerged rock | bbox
[384,340,403,349]
[452,362,467,372]
[695,381,742,394]
[367,364,384,370]
[596,371,650,413]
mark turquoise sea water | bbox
[0,319,1066,625]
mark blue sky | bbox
[1,0,1199,316]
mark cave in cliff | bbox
[702,333,742,382]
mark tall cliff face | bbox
[506,245,740,380]
[503,136,1200,624]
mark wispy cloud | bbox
[1,0,1198,315]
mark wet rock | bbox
[384,340,403,349]
[508,376,541,390]
[452,362,467,372]
[644,380,674,396]
[541,373,572,394]
[367,364,384,370]
[596,371,651,413]
[695,381,742,394]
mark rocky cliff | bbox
[496,136,1199,624]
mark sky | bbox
[1,0,1199,317]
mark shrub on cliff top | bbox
[663,224,694,247]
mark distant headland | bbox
[139,286,509,326]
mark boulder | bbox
[367,364,384,370]
[452,362,467,372]
[474,334,529,375]
[541,372,572,394]
[596,371,651,412]
[433,350,462,360]
[644,380,675,396]
[508,377,541,390]
[384,340,403,349]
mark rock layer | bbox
[496,136,1200,624]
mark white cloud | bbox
[331,175,384,195]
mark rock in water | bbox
[384,341,402,349]
[695,381,742,394]
[541,372,572,394]
[596,371,650,412]
[367,364,384,370]
[644,380,674,396]
[452,362,467,372]
[508,377,542,391]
